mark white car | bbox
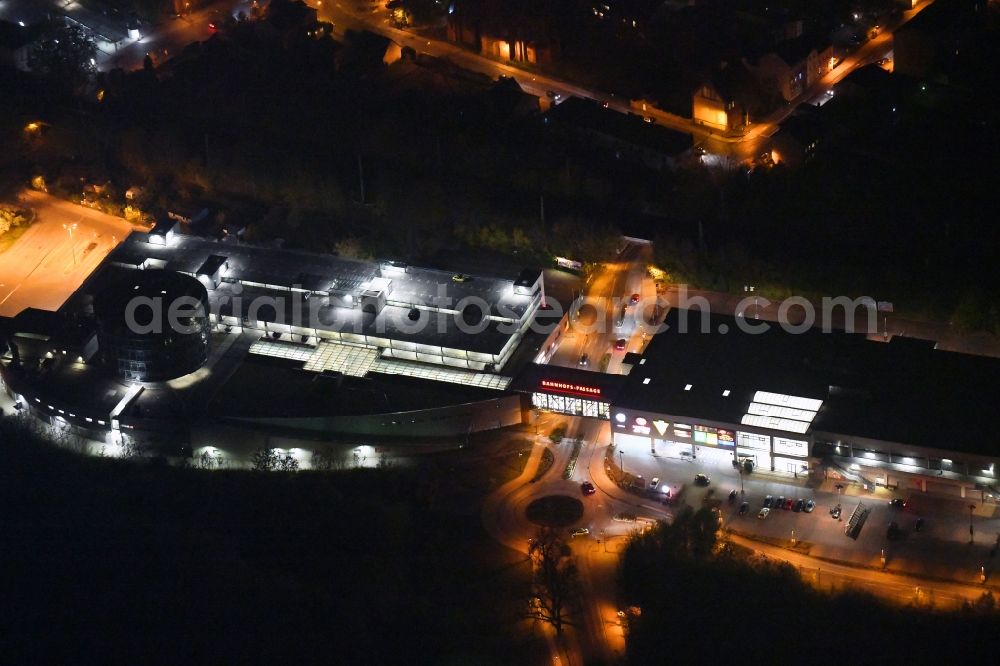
[650,477,660,489]
[570,527,590,538]
[758,507,770,520]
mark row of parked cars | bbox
[755,495,816,519]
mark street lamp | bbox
[969,503,977,543]
[619,450,624,480]
[62,223,78,266]
[744,285,758,319]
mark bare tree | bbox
[527,527,581,635]
[252,447,279,471]
[197,450,219,470]
[277,453,299,472]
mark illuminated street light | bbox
[63,223,78,266]
[744,285,758,319]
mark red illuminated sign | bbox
[540,379,602,397]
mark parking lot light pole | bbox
[63,223,78,266]
[969,504,976,543]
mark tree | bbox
[335,236,369,260]
[311,450,343,471]
[26,23,97,94]
[527,527,580,635]
[252,447,279,471]
[0,207,30,236]
[277,453,299,472]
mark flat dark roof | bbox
[511,363,627,403]
[616,308,1000,456]
[211,356,502,418]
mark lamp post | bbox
[619,450,624,479]
[744,285,758,319]
[970,503,977,543]
[63,223,78,266]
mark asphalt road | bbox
[483,411,1000,663]
[545,242,656,373]
[0,190,137,317]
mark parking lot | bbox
[0,190,136,317]
[609,429,1000,578]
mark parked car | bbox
[794,499,805,512]
[776,495,785,509]
[614,338,627,351]
[763,495,774,508]
[783,498,795,510]
[914,517,925,532]
[831,505,842,519]
[694,473,711,486]
[630,293,641,304]
[728,489,738,503]
[570,527,590,538]
[649,477,660,490]
[451,273,470,282]
[580,481,596,496]
[804,500,816,513]
[887,521,901,540]
[758,507,770,519]
[739,501,749,516]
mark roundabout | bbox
[525,495,585,528]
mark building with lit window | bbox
[0,228,544,461]
[516,307,1000,500]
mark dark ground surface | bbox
[0,420,544,664]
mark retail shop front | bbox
[610,406,811,475]
[512,365,626,420]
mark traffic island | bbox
[525,495,584,528]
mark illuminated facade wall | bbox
[692,85,731,130]
[610,408,811,474]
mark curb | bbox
[729,529,1000,593]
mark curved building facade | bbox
[95,270,210,382]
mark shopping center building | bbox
[0,224,546,461]
[516,307,1000,499]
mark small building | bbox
[147,218,178,247]
[548,97,693,170]
[893,0,982,81]
[692,64,756,133]
[770,105,824,168]
[749,35,832,103]
[447,0,559,65]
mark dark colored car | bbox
[889,498,908,509]
[776,495,785,509]
[581,481,596,496]
[887,521,901,540]
[739,501,749,515]
[630,293,641,304]
[914,517,925,532]
[694,473,711,486]
[763,495,774,508]
[794,499,805,512]
[407,308,420,321]
[614,338,627,351]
